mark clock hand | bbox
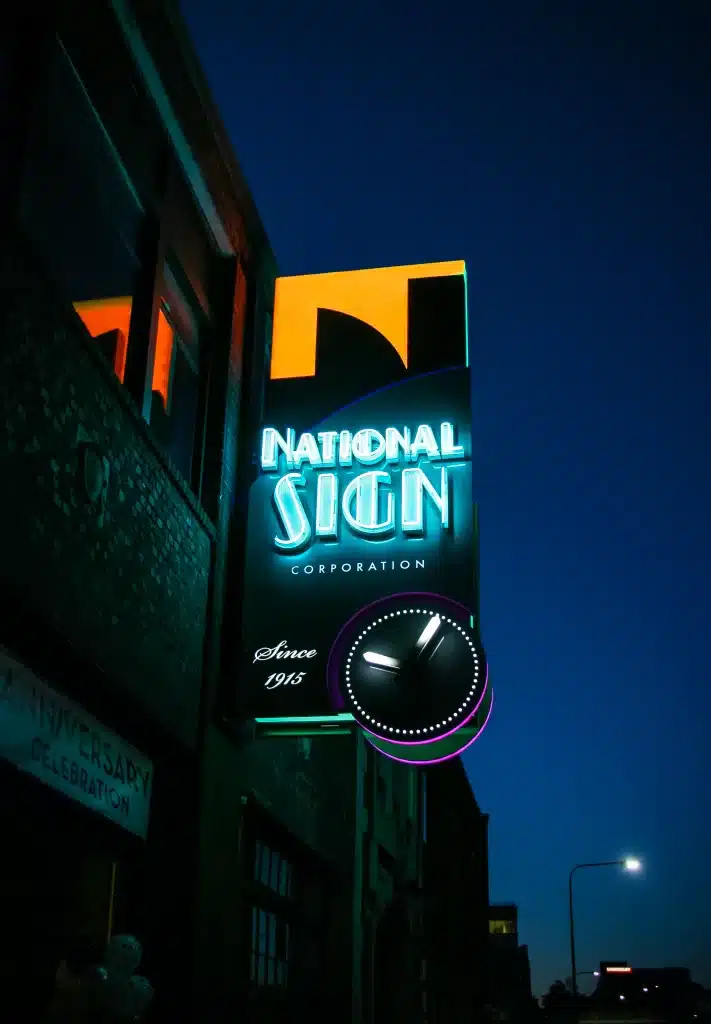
[362,616,442,677]
[414,615,442,661]
[362,651,401,673]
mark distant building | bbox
[423,757,491,1023]
[591,963,698,1021]
[488,903,535,1021]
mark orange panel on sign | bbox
[270,261,465,381]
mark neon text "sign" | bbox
[260,424,468,553]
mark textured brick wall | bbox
[236,732,357,863]
[0,229,213,748]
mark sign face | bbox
[239,262,491,763]
[0,649,153,839]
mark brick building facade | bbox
[0,5,429,1023]
[0,2,274,1021]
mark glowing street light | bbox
[568,858,644,996]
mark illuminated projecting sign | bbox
[261,422,465,550]
[235,261,491,765]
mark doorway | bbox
[0,765,137,1023]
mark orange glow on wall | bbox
[270,261,465,381]
[152,309,175,408]
[74,297,132,382]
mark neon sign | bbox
[260,422,468,552]
[236,259,490,764]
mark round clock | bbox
[364,683,494,765]
[327,592,487,745]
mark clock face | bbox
[328,592,487,744]
[364,683,494,765]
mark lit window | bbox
[489,920,514,935]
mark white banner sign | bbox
[0,648,153,839]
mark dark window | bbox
[249,833,329,996]
[148,264,203,484]
[251,840,294,989]
[59,10,164,210]
[19,37,142,385]
[146,168,217,495]
[163,165,212,317]
[250,906,290,989]
[254,840,293,898]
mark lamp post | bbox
[568,858,641,997]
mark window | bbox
[19,38,213,499]
[19,37,142,385]
[248,831,330,997]
[251,841,294,989]
[250,906,290,989]
[489,920,515,935]
[254,841,293,898]
[148,265,203,484]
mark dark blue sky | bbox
[181,0,711,995]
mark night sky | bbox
[180,0,711,996]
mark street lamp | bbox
[568,858,642,996]
[568,970,600,991]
